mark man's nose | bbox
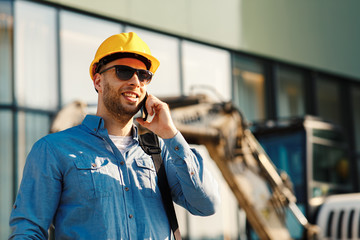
[127,73,142,86]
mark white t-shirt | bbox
[109,135,134,155]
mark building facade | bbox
[1,0,360,239]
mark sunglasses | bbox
[99,65,153,84]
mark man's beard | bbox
[102,80,142,122]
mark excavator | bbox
[160,94,320,240]
[50,93,322,240]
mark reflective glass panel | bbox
[182,41,231,101]
[14,1,57,109]
[276,65,305,118]
[60,11,121,106]
[125,27,181,97]
[233,54,265,122]
[17,112,50,185]
[0,1,12,104]
[352,86,360,189]
[310,125,352,198]
[316,77,341,125]
[352,86,360,152]
[312,143,350,188]
[249,129,306,239]
[257,131,306,203]
[0,111,13,239]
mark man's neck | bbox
[97,113,134,136]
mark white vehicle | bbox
[316,193,360,240]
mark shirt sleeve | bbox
[161,132,220,216]
[9,138,62,240]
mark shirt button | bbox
[91,163,97,168]
[174,146,179,151]
[129,214,133,219]
[13,204,17,209]
[120,161,125,165]
[125,187,129,191]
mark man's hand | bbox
[136,94,178,139]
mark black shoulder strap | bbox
[139,132,181,240]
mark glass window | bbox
[257,131,306,203]
[312,143,350,186]
[352,86,360,152]
[352,86,360,189]
[309,124,352,198]
[0,111,13,239]
[276,65,305,118]
[0,1,13,104]
[14,1,57,110]
[182,41,231,101]
[60,11,121,106]
[125,27,181,97]
[233,54,265,122]
[17,112,50,185]
[316,77,341,125]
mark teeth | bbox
[123,93,137,98]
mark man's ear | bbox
[93,73,102,93]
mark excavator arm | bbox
[164,94,319,240]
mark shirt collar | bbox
[82,115,104,134]
[82,115,139,141]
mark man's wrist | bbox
[160,127,178,139]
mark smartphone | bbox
[134,92,150,121]
[141,92,148,121]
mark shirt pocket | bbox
[134,156,157,198]
[74,156,121,199]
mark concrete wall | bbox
[42,0,360,80]
[239,1,360,80]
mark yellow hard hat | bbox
[89,32,160,80]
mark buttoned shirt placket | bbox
[96,126,137,240]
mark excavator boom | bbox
[165,94,318,240]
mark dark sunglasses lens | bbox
[115,66,135,80]
[115,66,152,84]
[137,70,153,82]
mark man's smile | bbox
[122,91,140,103]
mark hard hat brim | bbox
[90,51,160,80]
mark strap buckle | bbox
[146,147,161,154]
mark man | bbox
[9,32,220,239]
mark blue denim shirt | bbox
[9,115,220,239]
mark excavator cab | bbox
[251,116,353,238]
